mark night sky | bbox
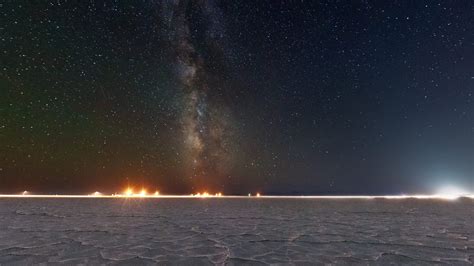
[1,1,473,195]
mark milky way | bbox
[160,0,233,190]
[1,1,472,194]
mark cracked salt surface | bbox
[0,198,472,265]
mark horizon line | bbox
[0,193,473,200]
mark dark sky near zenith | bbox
[1,1,473,195]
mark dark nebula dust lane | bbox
[161,0,234,191]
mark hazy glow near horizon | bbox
[3,185,472,200]
[435,185,471,200]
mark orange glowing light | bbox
[139,189,147,197]
[124,188,133,196]
[256,193,261,197]
[154,191,160,196]
[191,191,221,197]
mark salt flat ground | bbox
[0,198,472,265]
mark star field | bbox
[1,1,473,194]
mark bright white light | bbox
[435,185,468,200]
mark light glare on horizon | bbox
[2,192,474,200]
[6,186,474,200]
[435,185,470,200]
